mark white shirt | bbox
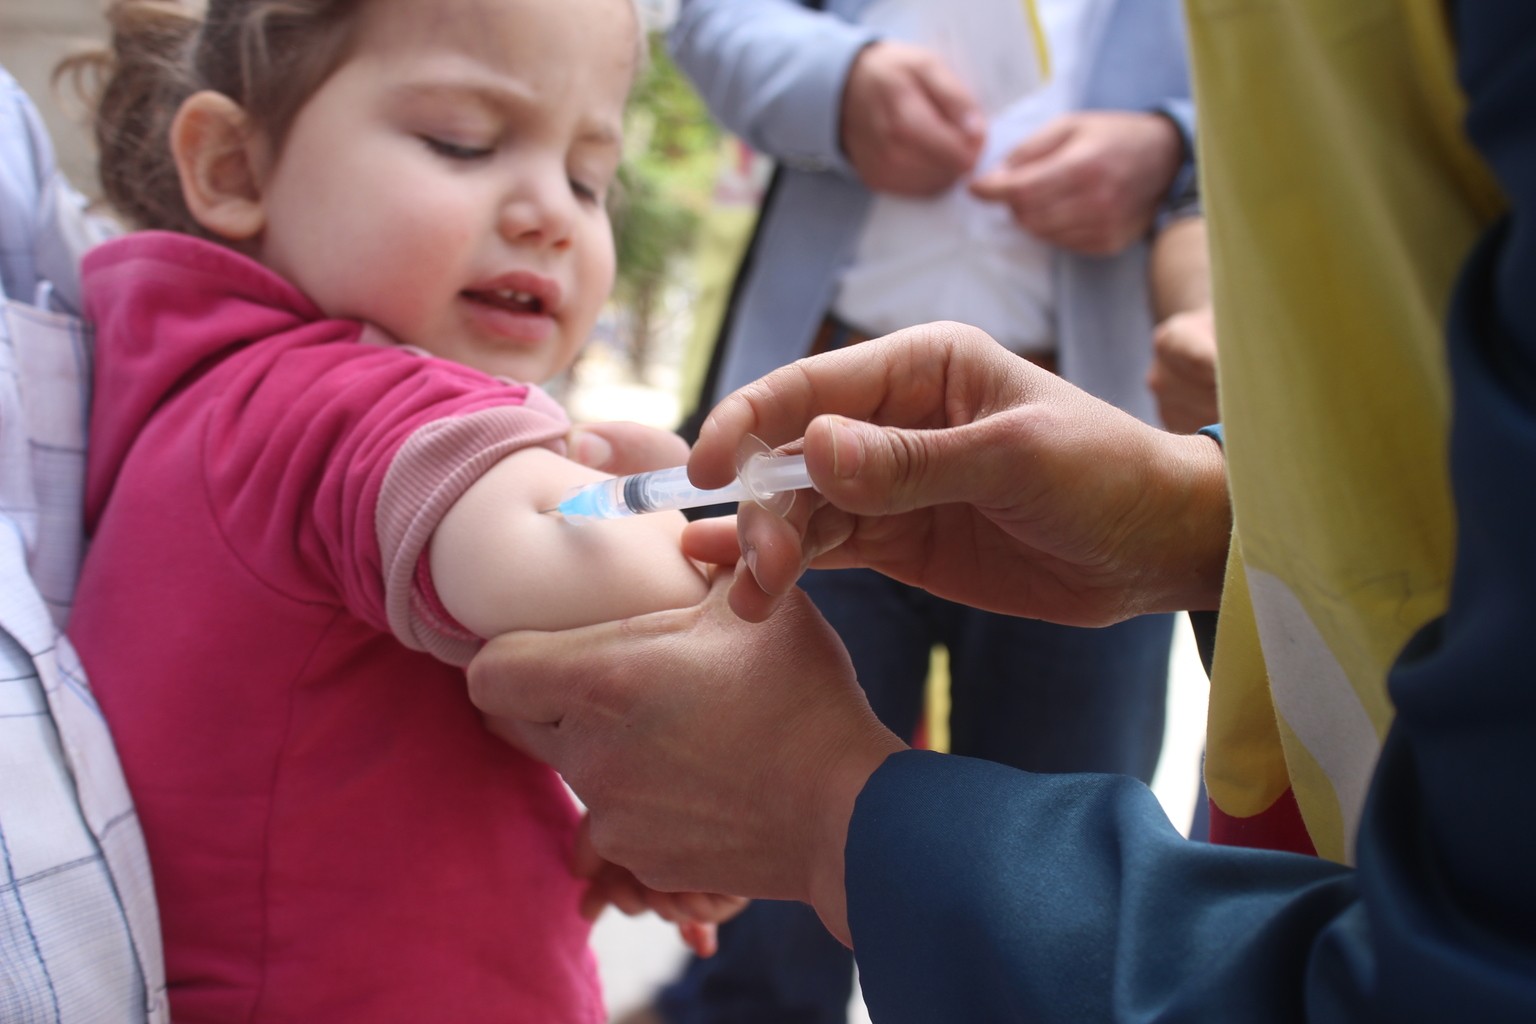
[832,0,1104,353]
[0,68,167,1024]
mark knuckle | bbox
[886,428,931,514]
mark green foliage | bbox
[624,34,722,209]
[613,164,696,294]
[611,35,721,367]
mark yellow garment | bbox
[1191,0,1505,863]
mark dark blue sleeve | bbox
[849,753,1362,1022]
[845,3,1536,1019]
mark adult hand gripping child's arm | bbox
[435,420,746,952]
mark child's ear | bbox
[170,91,267,241]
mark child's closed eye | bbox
[421,135,495,161]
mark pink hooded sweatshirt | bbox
[72,232,604,1022]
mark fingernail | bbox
[828,417,864,480]
[570,430,613,470]
[743,540,759,582]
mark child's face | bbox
[253,0,637,383]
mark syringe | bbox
[551,445,813,524]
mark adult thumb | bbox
[970,118,1071,199]
[808,415,1005,516]
[1003,115,1074,168]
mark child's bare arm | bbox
[429,446,708,637]
[434,444,738,948]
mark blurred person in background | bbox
[628,1,1202,1021]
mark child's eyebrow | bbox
[388,78,527,113]
[386,79,622,146]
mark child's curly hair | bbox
[59,0,362,233]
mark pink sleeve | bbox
[204,328,568,664]
[376,387,570,666]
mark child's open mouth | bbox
[463,288,547,315]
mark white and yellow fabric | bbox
[1196,0,1505,864]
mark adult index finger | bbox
[691,324,1002,489]
[466,602,693,726]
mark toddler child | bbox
[66,0,730,1019]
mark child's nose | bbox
[498,171,576,250]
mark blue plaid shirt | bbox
[0,66,166,1023]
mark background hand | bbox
[470,572,906,945]
[1145,215,1218,434]
[566,420,690,476]
[968,111,1182,255]
[686,323,1230,625]
[1148,306,1219,434]
[840,41,986,197]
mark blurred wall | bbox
[1,0,109,193]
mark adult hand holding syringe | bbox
[550,437,815,523]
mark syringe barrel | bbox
[624,465,748,514]
[741,453,810,501]
[556,451,814,522]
